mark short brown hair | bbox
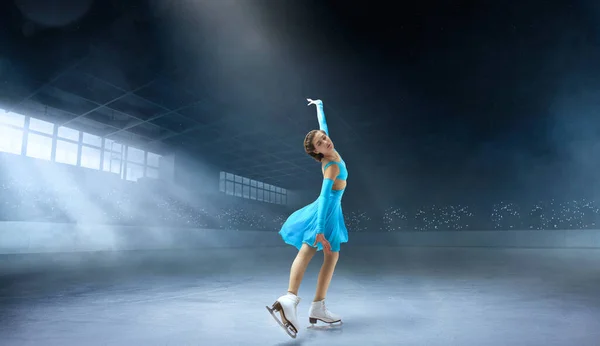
[304,129,325,162]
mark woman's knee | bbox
[324,251,339,263]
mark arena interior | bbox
[1,1,600,345]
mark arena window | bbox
[0,111,25,128]
[55,139,78,166]
[26,132,53,161]
[0,109,25,155]
[219,171,287,205]
[0,124,23,155]
[0,108,162,182]
[102,139,123,175]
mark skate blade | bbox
[307,318,343,332]
[266,303,298,339]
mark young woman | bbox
[266,98,348,338]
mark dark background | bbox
[1,0,599,229]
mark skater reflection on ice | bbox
[266,99,348,338]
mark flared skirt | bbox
[278,197,348,252]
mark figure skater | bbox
[266,98,348,338]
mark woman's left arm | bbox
[307,98,328,136]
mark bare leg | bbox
[314,251,339,301]
[287,243,317,295]
[268,244,318,338]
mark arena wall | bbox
[1,222,599,255]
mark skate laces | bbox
[322,301,336,318]
[317,300,330,315]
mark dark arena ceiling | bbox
[0,0,385,190]
[1,0,598,204]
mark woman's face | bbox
[312,131,334,156]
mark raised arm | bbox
[307,98,329,136]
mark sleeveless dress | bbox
[278,153,349,252]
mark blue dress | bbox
[278,101,349,252]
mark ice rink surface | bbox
[1,246,599,345]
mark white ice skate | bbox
[266,293,301,338]
[308,299,342,325]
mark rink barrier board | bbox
[1,222,599,254]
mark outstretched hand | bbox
[313,233,332,255]
[307,98,323,106]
